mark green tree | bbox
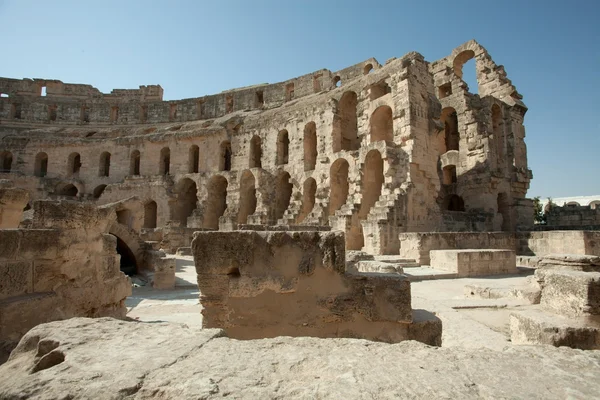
[533,196,545,224]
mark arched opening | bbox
[204,175,228,229]
[441,108,459,152]
[220,141,232,171]
[370,106,393,143]
[348,150,384,250]
[566,202,581,207]
[363,63,374,75]
[116,209,133,229]
[67,153,81,177]
[492,104,505,164]
[238,170,256,224]
[442,165,457,185]
[174,178,197,227]
[144,201,158,229]
[0,151,13,173]
[249,136,262,168]
[34,152,48,177]
[589,201,600,210]
[453,50,477,93]
[276,130,289,165]
[333,91,358,152]
[130,150,140,175]
[329,158,349,216]
[159,147,170,175]
[93,184,107,199]
[333,76,341,87]
[274,171,293,222]
[189,145,200,173]
[58,184,78,197]
[303,122,318,171]
[115,236,137,276]
[497,193,510,231]
[445,195,465,212]
[99,152,111,177]
[297,178,317,223]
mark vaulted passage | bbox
[174,178,197,227]
[238,170,256,224]
[333,91,359,152]
[297,178,316,223]
[68,153,81,176]
[277,130,289,165]
[249,136,262,168]
[304,122,317,171]
[441,108,459,152]
[115,236,137,276]
[274,172,293,222]
[0,151,12,173]
[445,195,465,212]
[348,150,384,250]
[370,106,393,143]
[57,183,78,197]
[144,200,158,229]
[35,152,48,177]
[93,184,107,199]
[329,158,349,216]
[204,175,228,229]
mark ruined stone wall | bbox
[546,205,600,228]
[0,40,533,255]
[516,231,600,257]
[0,198,131,357]
[192,230,441,345]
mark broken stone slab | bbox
[535,269,600,317]
[536,253,600,272]
[510,308,600,350]
[2,317,600,399]
[356,260,403,274]
[464,277,540,304]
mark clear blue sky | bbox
[1,0,598,198]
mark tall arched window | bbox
[68,152,82,177]
[0,151,13,173]
[277,130,289,165]
[144,201,158,229]
[220,141,232,171]
[370,106,393,143]
[333,91,358,152]
[249,136,262,168]
[441,108,459,152]
[189,145,200,173]
[99,152,111,177]
[159,147,170,175]
[130,150,140,175]
[34,152,48,177]
[304,122,317,171]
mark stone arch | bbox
[0,151,12,173]
[333,91,358,152]
[67,152,81,176]
[445,195,465,212]
[441,107,459,152]
[144,200,158,229]
[348,150,384,250]
[492,104,505,163]
[93,184,107,199]
[370,105,393,143]
[238,170,256,224]
[203,175,228,229]
[277,130,289,165]
[34,152,48,177]
[589,200,600,210]
[566,202,580,207]
[363,63,374,75]
[173,178,198,227]
[220,141,232,171]
[159,147,170,175]
[249,135,262,168]
[274,171,293,222]
[297,178,317,224]
[453,50,477,92]
[108,222,144,276]
[130,150,141,175]
[329,158,349,216]
[333,76,341,87]
[99,151,111,177]
[189,144,200,173]
[57,183,78,197]
[304,122,318,171]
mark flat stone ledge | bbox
[430,249,517,277]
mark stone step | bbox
[356,260,403,274]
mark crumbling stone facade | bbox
[0,40,533,255]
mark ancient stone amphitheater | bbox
[1,40,599,398]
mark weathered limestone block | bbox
[535,269,600,317]
[192,231,439,344]
[510,309,600,350]
[430,249,517,277]
[535,253,600,272]
[0,186,29,228]
[145,250,176,289]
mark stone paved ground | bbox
[126,256,539,349]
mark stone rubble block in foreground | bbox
[1,318,600,399]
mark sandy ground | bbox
[126,256,538,349]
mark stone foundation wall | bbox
[192,230,441,344]
[0,199,131,357]
[516,231,600,257]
